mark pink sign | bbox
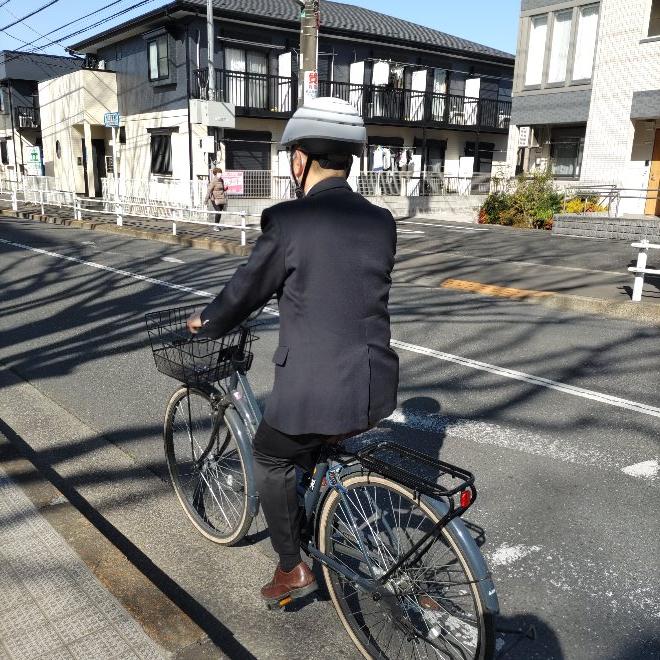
[223,171,244,195]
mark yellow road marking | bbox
[441,279,553,300]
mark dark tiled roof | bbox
[198,0,514,61]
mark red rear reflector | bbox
[460,490,472,508]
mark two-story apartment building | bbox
[505,0,660,216]
[0,51,82,181]
[41,0,515,198]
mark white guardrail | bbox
[629,240,660,303]
[0,182,260,246]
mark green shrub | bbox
[478,171,562,230]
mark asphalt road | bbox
[0,216,658,660]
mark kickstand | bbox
[495,623,536,659]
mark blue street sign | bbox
[104,112,120,128]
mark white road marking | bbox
[375,409,657,481]
[487,543,542,567]
[3,236,660,422]
[396,229,425,235]
[161,256,185,264]
[398,220,488,232]
[81,240,96,245]
[390,339,660,420]
[0,238,213,299]
[621,460,659,481]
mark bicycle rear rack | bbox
[357,441,475,506]
[356,441,478,584]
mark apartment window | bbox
[148,34,169,81]
[465,141,495,173]
[150,132,172,175]
[548,10,572,83]
[0,90,5,113]
[549,127,585,178]
[649,0,660,36]
[525,15,548,86]
[572,5,599,81]
[224,48,268,107]
[0,141,8,165]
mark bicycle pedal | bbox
[266,596,292,611]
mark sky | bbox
[0,0,520,58]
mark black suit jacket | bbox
[200,177,399,435]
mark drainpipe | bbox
[6,81,19,183]
[185,21,194,194]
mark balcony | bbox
[193,69,295,117]
[16,106,40,129]
[191,69,511,132]
[318,81,511,132]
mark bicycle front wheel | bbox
[164,387,253,545]
[318,473,495,659]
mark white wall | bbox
[580,0,660,187]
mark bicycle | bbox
[146,305,500,659]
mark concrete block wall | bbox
[227,194,486,222]
[553,213,660,241]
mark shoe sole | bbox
[263,581,319,609]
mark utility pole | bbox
[296,0,319,106]
[207,0,216,101]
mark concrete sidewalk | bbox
[0,455,166,660]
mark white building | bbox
[506,0,660,216]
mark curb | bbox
[441,278,660,325]
[0,208,251,257]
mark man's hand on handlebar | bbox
[187,313,204,335]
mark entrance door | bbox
[646,129,660,216]
[91,139,106,198]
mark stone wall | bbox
[553,214,660,241]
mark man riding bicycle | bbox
[187,97,399,606]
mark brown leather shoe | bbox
[261,562,318,607]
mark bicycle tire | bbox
[317,473,495,660]
[164,387,253,545]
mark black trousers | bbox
[253,420,329,572]
[211,202,225,224]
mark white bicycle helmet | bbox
[281,96,366,158]
[281,97,366,196]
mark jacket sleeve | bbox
[199,212,286,338]
[204,181,213,203]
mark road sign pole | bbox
[111,126,122,226]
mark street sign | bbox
[518,126,531,148]
[223,171,244,195]
[23,146,42,176]
[104,112,120,128]
[303,70,318,104]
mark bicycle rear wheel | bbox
[164,387,253,545]
[318,473,495,659]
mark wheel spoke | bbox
[321,477,487,660]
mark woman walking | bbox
[206,168,228,231]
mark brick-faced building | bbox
[505,0,660,216]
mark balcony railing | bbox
[16,106,40,129]
[318,80,511,131]
[193,69,295,115]
[191,69,511,131]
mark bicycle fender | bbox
[423,495,500,615]
[223,407,260,518]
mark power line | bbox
[12,0,128,53]
[0,0,60,33]
[1,0,158,65]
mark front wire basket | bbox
[356,441,476,515]
[145,305,257,386]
